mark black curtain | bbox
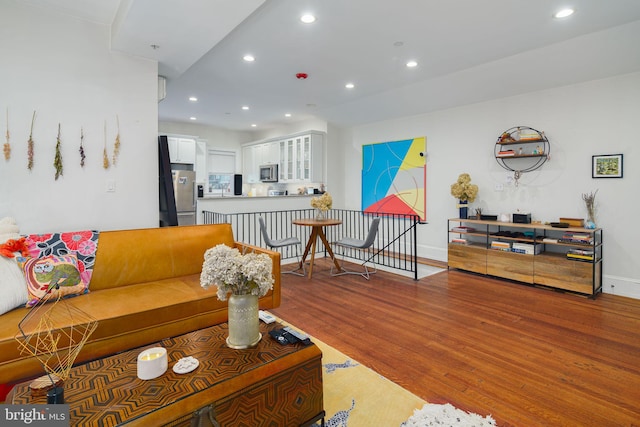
[158,135,178,227]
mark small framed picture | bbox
[592,154,623,178]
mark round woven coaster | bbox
[29,374,63,397]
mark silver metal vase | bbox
[226,294,261,349]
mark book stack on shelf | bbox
[490,241,511,251]
[451,238,469,245]
[497,149,515,157]
[558,232,594,245]
[512,242,543,255]
[451,226,476,233]
[566,248,594,262]
[518,132,541,141]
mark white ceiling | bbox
[21,0,640,131]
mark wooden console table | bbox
[9,322,324,426]
[448,218,603,297]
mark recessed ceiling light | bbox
[188,96,198,102]
[300,14,316,24]
[243,54,255,62]
[345,83,355,89]
[251,124,257,127]
[189,117,197,121]
[554,8,574,18]
[242,106,249,110]
[285,113,292,118]
[406,60,418,68]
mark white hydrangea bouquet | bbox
[200,244,274,301]
[450,173,478,202]
[310,192,332,211]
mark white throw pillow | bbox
[0,256,28,315]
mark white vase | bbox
[226,294,261,349]
[315,208,327,220]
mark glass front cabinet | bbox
[278,133,323,183]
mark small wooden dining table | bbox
[292,218,343,278]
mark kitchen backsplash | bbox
[243,182,325,197]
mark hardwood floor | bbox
[270,258,640,427]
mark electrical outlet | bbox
[106,179,116,192]
[494,183,504,192]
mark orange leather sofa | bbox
[0,224,281,387]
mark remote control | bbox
[268,330,289,345]
[283,327,312,345]
[259,310,276,324]
[281,331,299,344]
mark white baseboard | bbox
[418,245,447,263]
[602,275,640,300]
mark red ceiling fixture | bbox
[296,73,308,79]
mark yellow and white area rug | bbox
[308,335,496,427]
[312,337,426,426]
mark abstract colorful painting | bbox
[362,137,426,221]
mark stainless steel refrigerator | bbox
[172,170,196,225]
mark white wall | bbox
[0,1,158,233]
[344,72,640,298]
[325,123,349,205]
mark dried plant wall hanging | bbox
[27,111,35,170]
[54,123,63,180]
[79,127,86,167]
[4,108,10,161]
[102,120,110,169]
[112,115,120,166]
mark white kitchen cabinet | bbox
[242,141,279,183]
[262,141,280,165]
[167,137,178,160]
[242,145,258,183]
[254,142,279,166]
[167,137,196,164]
[279,133,323,182]
[279,138,295,181]
[242,131,324,183]
[195,140,208,182]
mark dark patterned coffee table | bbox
[9,322,324,426]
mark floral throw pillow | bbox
[19,254,86,307]
[23,230,99,290]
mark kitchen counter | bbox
[196,194,316,223]
[199,194,315,200]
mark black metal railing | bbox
[202,209,420,280]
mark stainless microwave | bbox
[259,164,278,182]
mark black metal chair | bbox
[331,217,380,280]
[258,217,305,276]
